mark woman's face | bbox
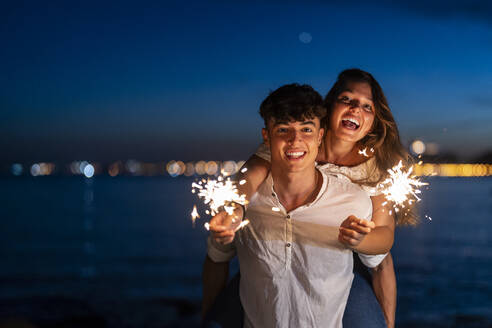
[329,81,375,144]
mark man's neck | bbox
[271,166,320,213]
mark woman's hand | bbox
[338,215,375,248]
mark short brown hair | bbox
[260,83,326,127]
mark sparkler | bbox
[191,175,249,230]
[191,205,200,227]
[378,160,428,215]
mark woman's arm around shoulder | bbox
[236,154,271,201]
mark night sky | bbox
[1,0,492,162]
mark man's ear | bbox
[318,128,325,145]
[261,128,269,147]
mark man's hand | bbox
[338,215,375,248]
[209,206,244,245]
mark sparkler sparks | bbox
[191,176,249,230]
[192,177,247,216]
[378,160,428,214]
[191,205,200,227]
[358,147,374,158]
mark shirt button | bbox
[272,192,275,197]
[286,215,290,220]
[286,243,291,247]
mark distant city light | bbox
[221,161,237,176]
[176,161,186,176]
[411,140,426,155]
[126,160,141,175]
[83,164,95,178]
[11,163,23,176]
[195,161,207,175]
[413,163,492,177]
[184,162,195,176]
[108,162,122,177]
[30,164,41,176]
[166,160,180,177]
[206,161,218,175]
[5,160,492,178]
[70,162,80,174]
[79,161,89,174]
[39,162,55,175]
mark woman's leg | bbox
[371,253,396,328]
[343,254,387,328]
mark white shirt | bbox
[208,169,379,328]
[253,142,388,267]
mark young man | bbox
[204,84,383,327]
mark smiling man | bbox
[206,83,377,327]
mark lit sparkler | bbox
[378,160,428,215]
[191,176,249,230]
[191,205,200,227]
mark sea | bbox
[1,176,491,327]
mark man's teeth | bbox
[286,152,305,158]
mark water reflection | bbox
[81,178,96,278]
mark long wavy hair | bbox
[324,69,416,225]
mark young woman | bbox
[205,68,413,328]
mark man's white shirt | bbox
[208,168,386,328]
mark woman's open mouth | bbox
[341,118,360,130]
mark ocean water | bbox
[0,176,491,327]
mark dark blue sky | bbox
[1,0,492,162]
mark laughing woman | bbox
[204,68,413,328]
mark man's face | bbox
[262,117,324,173]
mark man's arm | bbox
[202,255,229,319]
[202,154,270,318]
[372,253,396,328]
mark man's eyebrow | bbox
[301,120,316,126]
